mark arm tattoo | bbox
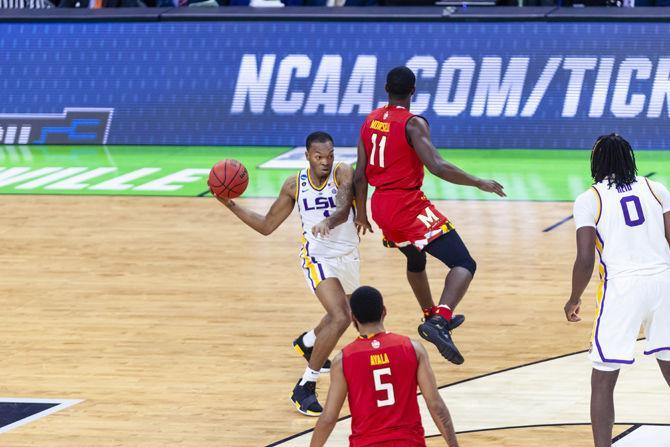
[326,181,354,228]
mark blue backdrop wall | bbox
[1,21,669,149]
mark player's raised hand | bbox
[477,179,506,197]
[312,220,330,238]
[564,298,582,322]
[355,216,373,235]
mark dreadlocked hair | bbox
[590,133,638,189]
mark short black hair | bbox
[306,131,334,151]
[590,133,638,188]
[386,66,415,99]
[350,286,384,324]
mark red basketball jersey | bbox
[359,105,424,191]
[342,332,425,447]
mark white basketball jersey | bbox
[296,163,358,258]
[574,176,670,279]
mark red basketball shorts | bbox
[370,189,453,250]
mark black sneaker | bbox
[448,314,465,331]
[290,380,323,417]
[418,315,465,365]
[292,332,331,373]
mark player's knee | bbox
[330,310,351,332]
[454,255,476,276]
[400,246,426,273]
[407,253,427,273]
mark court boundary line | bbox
[0,398,83,434]
[266,346,593,446]
[266,338,649,446]
[611,424,642,443]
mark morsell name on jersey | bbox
[231,54,670,119]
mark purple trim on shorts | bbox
[593,231,635,365]
[644,347,670,355]
[316,262,326,280]
[301,254,316,290]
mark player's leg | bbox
[291,278,349,416]
[590,365,620,447]
[309,278,350,373]
[424,230,477,312]
[398,245,435,313]
[292,325,331,373]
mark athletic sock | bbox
[434,304,453,321]
[422,306,438,318]
[302,329,316,348]
[300,367,320,386]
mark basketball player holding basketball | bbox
[213,131,359,416]
[349,66,505,364]
[310,285,459,447]
[564,134,670,447]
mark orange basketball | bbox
[208,159,249,199]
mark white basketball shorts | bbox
[300,249,360,295]
[590,270,670,367]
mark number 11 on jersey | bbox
[370,133,387,168]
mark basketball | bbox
[208,159,249,199]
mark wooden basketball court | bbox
[1,195,663,446]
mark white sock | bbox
[302,329,316,348]
[300,367,320,386]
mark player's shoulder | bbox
[365,106,385,120]
[334,162,354,179]
[645,177,669,192]
[575,187,599,204]
[408,338,426,357]
[282,174,299,197]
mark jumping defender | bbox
[324,66,505,364]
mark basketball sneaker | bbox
[292,332,331,373]
[290,380,322,417]
[418,315,465,365]
[448,314,465,331]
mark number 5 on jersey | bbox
[373,368,395,407]
[370,134,387,168]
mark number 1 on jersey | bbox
[373,368,395,407]
[370,133,387,168]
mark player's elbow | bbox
[319,412,339,427]
[426,159,444,177]
[426,397,448,415]
[258,224,274,236]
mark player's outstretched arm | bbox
[310,353,347,447]
[312,163,355,238]
[214,176,296,236]
[406,117,505,197]
[564,226,596,322]
[353,138,373,235]
[413,340,459,447]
